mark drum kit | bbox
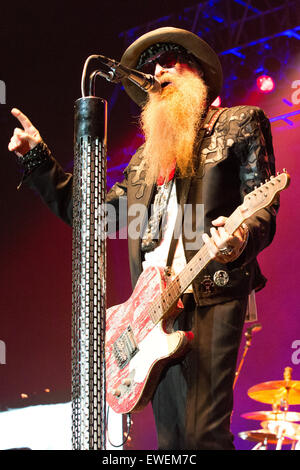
[239,367,300,450]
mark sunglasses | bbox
[138,50,197,76]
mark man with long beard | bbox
[140,61,208,185]
[8,27,278,450]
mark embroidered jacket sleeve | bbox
[234,106,278,265]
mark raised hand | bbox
[8,108,42,157]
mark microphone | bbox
[245,322,262,345]
[96,55,161,94]
[246,322,262,336]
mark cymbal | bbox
[238,429,295,445]
[248,380,300,405]
[241,411,300,422]
[261,420,300,438]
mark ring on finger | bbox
[219,245,234,256]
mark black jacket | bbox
[24,105,278,306]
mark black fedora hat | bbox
[120,26,223,106]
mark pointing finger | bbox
[11,108,35,132]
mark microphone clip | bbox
[96,56,130,84]
[81,54,161,98]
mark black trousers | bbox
[151,294,248,450]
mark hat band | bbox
[136,43,187,70]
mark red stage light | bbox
[256,75,275,93]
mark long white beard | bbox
[140,69,208,185]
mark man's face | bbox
[139,49,203,91]
[153,60,202,90]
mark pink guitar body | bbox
[105,266,193,414]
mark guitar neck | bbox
[149,205,244,324]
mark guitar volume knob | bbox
[122,379,131,387]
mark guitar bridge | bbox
[112,325,138,369]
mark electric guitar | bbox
[106,171,290,414]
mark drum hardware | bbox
[251,440,268,451]
[238,429,295,448]
[247,367,300,405]
[261,420,300,450]
[241,410,300,422]
[239,367,300,450]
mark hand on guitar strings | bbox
[202,216,249,263]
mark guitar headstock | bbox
[241,170,290,218]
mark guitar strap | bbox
[166,106,227,269]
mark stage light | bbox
[211,96,221,106]
[256,75,275,93]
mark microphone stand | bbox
[70,54,158,450]
[71,65,108,450]
[233,324,262,390]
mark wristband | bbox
[18,141,51,175]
